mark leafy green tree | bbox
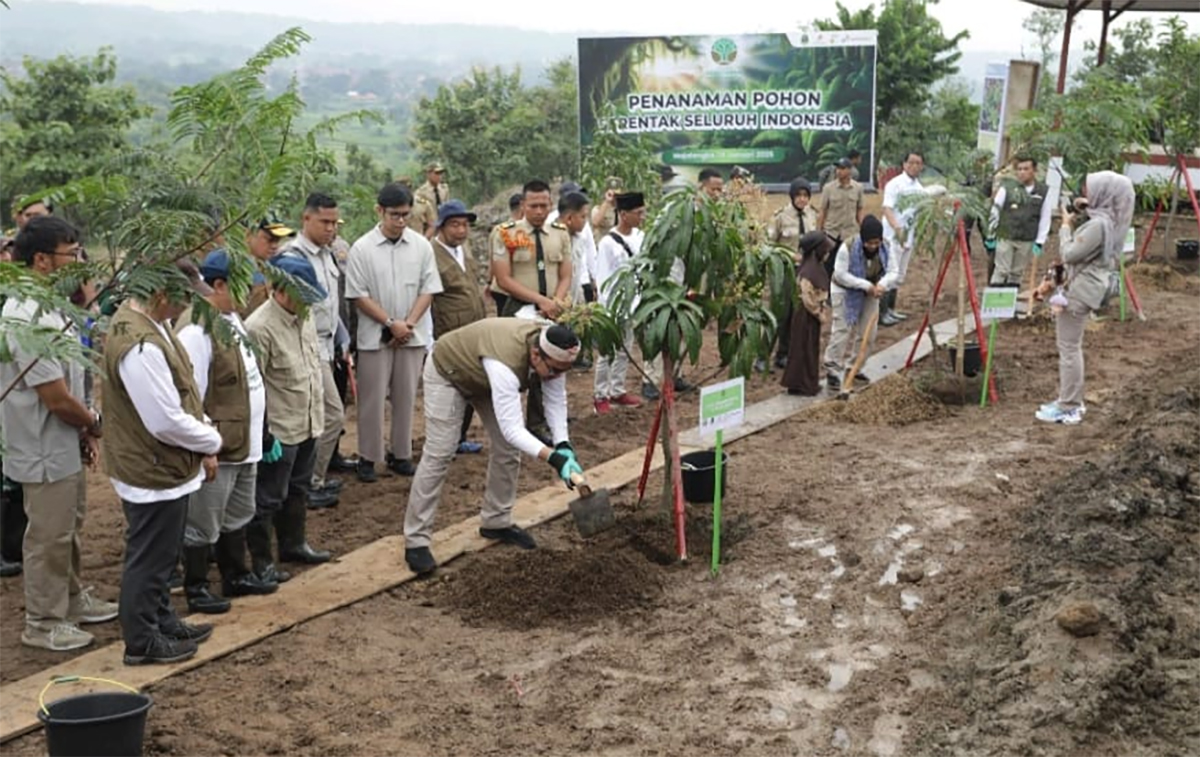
[412,58,580,203]
[0,48,149,221]
[876,79,980,179]
[816,0,969,131]
[1021,8,1069,104]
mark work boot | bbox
[357,458,378,483]
[215,528,277,597]
[124,633,197,666]
[307,484,340,510]
[276,494,331,565]
[246,516,291,584]
[183,545,231,614]
[479,525,538,550]
[405,546,437,576]
[385,453,417,477]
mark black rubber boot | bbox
[215,528,277,597]
[246,516,291,584]
[183,545,231,614]
[276,494,331,565]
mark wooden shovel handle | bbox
[569,471,592,496]
[844,309,880,388]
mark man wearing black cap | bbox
[431,198,488,455]
[174,249,280,614]
[593,191,646,414]
[245,254,334,584]
[346,182,443,482]
[242,215,295,316]
[823,215,898,391]
[403,320,586,575]
[818,158,865,245]
[103,257,223,664]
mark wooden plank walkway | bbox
[0,316,970,743]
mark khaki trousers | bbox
[22,472,85,625]
[1055,299,1090,409]
[404,359,521,548]
[824,292,880,375]
[313,360,344,486]
[992,240,1034,286]
[356,346,426,464]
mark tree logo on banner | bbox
[711,38,738,65]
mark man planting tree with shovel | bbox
[402,319,593,575]
[824,215,898,393]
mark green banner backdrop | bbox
[578,31,878,188]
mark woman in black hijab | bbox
[781,231,835,396]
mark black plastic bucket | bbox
[680,450,729,504]
[947,341,982,378]
[39,691,153,757]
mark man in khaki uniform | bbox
[403,320,586,575]
[489,179,573,319]
[414,162,449,239]
[818,157,865,245]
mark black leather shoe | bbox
[0,558,21,577]
[826,373,841,392]
[385,455,417,477]
[222,573,278,597]
[161,620,214,644]
[479,526,538,550]
[186,587,231,615]
[124,634,198,665]
[357,459,378,483]
[405,547,437,575]
[642,382,661,401]
[307,488,339,510]
[280,543,331,564]
[328,453,359,473]
[316,478,343,494]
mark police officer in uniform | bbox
[414,162,450,239]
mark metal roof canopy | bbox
[1019,0,1199,92]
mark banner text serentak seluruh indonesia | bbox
[616,90,853,133]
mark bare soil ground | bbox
[2,224,1198,757]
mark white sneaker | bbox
[1038,400,1087,417]
[21,621,95,652]
[69,586,119,624]
[1035,404,1084,425]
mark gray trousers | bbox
[356,346,425,463]
[1055,299,1089,409]
[313,360,344,486]
[824,292,880,375]
[119,494,187,652]
[992,240,1034,286]
[184,462,257,547]
[404,360,522,548]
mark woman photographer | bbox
[1034,171,1134,425]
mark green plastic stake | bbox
[711,429,724,577]
[1118,254,1127,322]
[979,320,998,408]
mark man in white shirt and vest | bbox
[103,259,223,665]
[175,249,280,615]
[403,321,586,575]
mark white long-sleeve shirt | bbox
[830,241,900,296]
[596,227,643,306]
[110,319,223,504]
[989,183,1054,245]
[482,357,568,458]
[882,173,945,250]
[176,313,268,465]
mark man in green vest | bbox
[103,259,224,665]
[174,249,282,615]
[986,155,1053,286]
[430,199,489,454]
[245,254,334,584]
[403,320,586,575]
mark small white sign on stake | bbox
[1124,228,1136,254]
[981,287,1020,321]
[699,377,745,436]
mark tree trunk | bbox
[956,246,967,381]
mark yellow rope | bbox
[38,676,141,716]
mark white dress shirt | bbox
[110,318,223,503]
[482,358,568,458]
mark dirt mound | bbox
[1129,261,1200,294]
[439,546,664,630]
[918,355,1200,756]
[808,373,948,426]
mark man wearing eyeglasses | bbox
[403,320,586,575]
[345,182,443,483]
[1,216,117,650]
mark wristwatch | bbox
[88,409,103,437]
[385,317,395,328]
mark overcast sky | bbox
[63,0,1199,52]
